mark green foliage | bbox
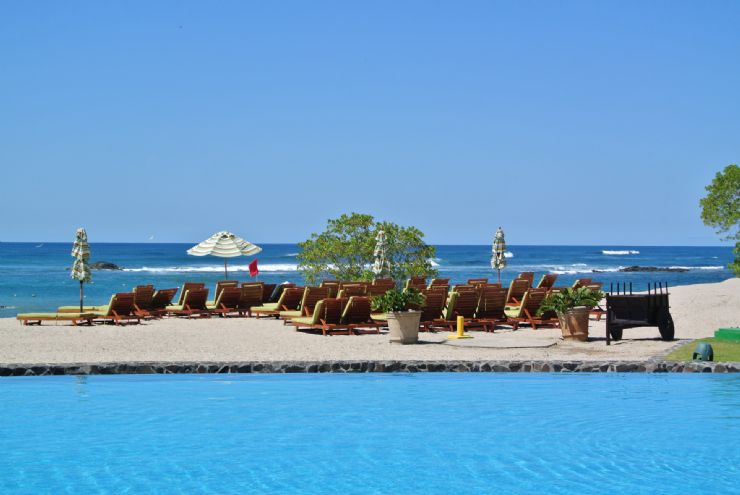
[297,212,438,284]
[537,287,604,316]
[371,288,425,314]
[700,164,740,276]
[665,338,740,362]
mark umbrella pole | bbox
[497,269,501,285]
[79,281,83,313]
[224,259,228,279]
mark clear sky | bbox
[1,1,738,245]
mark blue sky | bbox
[1,1,738,245]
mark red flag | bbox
[249,259,259,277]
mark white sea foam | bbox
[123,263,299,273]
[430,259,440,267]
[669,265,724,271]
[504,251,514,258]
[602,250,640,255]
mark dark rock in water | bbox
[89,261,122,270]
[619,266,689,273]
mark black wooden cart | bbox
[605,283,674,345]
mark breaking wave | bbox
[602,250,640,255]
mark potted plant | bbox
[372,288,425,344]
[538,287,605,341]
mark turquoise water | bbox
[0,243,734,313]
[1,373,739,494]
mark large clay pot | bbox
[386,311,422,344]
[558,306,590,342]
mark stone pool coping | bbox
[1,359,739,376]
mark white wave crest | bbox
[123,263,299,273]
[669,265,724,271]
[504,251,514,258]
[429,259,440,267]
[602,250,640,255]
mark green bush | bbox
[371,288,425,314]
[537,287,604,316]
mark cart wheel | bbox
[658,312,674,341]
[608,327,623,341]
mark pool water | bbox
[1,373,739,494]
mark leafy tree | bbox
[297,213,438,284]
[700,164,740,276]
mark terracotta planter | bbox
[387,311,422,344]
[558,306,590,342]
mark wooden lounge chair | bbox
[267,283,296,303]
[17,312,96,326]
[132,285,156,318]
[475,286,508,332]
[418,291,447,332]
[250,287,304,318]
[368,278,395,296]
[505,288,558,330]
[428,278,450,288]
[279,287,330,321]
[166,288,211,318]
[405,276,427,291]
[260,283,276,303]
[237,284,265,317]
[337,284,367,298]
[341,296,380,335]
[320,280,341,298]
[290,298,351,336]
[149,288,178,317]
[536,274,558,289]
[467,278,489,286]
[505,278,531,306]
[94,292,141,325]
[572,278,592,289]
[431,290,486,332]
[208,287,242,316]
[207,280,239,307]
[517,272,535,285]
[176,282,206,306]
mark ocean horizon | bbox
[0,242,733,314]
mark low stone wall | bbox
[1,360,739,376]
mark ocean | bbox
[0,243,733,314]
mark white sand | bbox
[1,279,738,365]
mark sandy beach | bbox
[1,278,737,366]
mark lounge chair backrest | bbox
[178,282,205,305]
[261,283,276,302]
[446,290,478,319]
[405,276,427,291]
[277,288,304,311]
[586,283,603,291]
[183,288,209,310]
[452,284,478,293]
[269,283,296,303]
[476,287,508,319]
[320,280,341,297]
[318,298,347,325]
[338,285,367,298]
[517,272,535,285]
[518,288,549,317]
[341,296,372,324]
[133,286,154,310]
[537,274,558,289]
[368,278,395,296]
[217,287,241,309]
[419,291,446,322]
[215,280,239,300]
[467,278,489,286]
[426,284,449,293]
[241,281,265,302]
[109,293,135,316]
[151,288,178,309]
[572,278,592,289]
[238,284,264,309]
[506,278,531,304]
[429,278,450,288]
[300,287,331,316]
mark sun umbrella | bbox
[372,229,391,277]
[491,226,506,284]
[187,231,262,278]
[71,228,92,313]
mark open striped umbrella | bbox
[372,229,391,277]
[187,231,262,278]
[71,228,92,313]
[491,227,506,284]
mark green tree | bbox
[297,213,438,284]
[700,164,740,276]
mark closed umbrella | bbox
[187,231,262,278]
[491,227,506,284]
[372,229,391,277]
[71,228,92,313]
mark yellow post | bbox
[448,315,473,339]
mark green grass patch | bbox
[665,338,740,362]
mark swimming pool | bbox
[1,373,738,494]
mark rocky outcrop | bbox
[0,360,737,376]
[89,261,121,270]
[617,266,688,273]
